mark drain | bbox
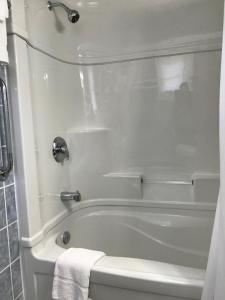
[60,231,71,245]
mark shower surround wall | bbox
[23,0,223,232]
[0,68,23,300]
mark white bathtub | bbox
[22,199,215,300]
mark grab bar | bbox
[0,78,13,181]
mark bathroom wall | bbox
[28,48,85,224]
[29,49,221,210]
[26,0,223,63]
[0,68,24,300]
[7,0,223,243]
[22,0,223,230]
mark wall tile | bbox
[0,68,23,299]
[0,228,9,272]
[5,185,17,224]
[0,180,23,300]
[0,188,6,229]
[16,294,24,300]
[8,222,19,262]
[0,267,13,300]
[12,259,23,299]
[5,168,14,186]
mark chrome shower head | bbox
[68,9,80,23]
[47,1,80,24]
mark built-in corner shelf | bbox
[192,173,220,180]
[104,171,192,185]
[104,171,220,186]
[103,171,220,203]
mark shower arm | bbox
[47,1,80,23]
[48,1,70,13]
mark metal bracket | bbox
[7,0,11,10]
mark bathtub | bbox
[22,199,215,300]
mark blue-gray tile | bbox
[5,185,17,224]
[16,294,24,300]
[8,222,19,262]
[12,259,22,299]
[0,267,13,300]
[0,228,9,271]
[5,168,14,186]
[0,189,6,229]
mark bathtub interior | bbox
[47,202,213,269]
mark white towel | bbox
[0,20,8,63]
[52,248,105,300]
[0,0,8,22]
[0,0,8,63]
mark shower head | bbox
[47,1,80,24]
[68,9,80,24]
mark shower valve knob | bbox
[52,137,69,163]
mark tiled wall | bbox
[0,68,24,299]
[0,171,23,300]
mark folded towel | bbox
[0,0,8,63]
[0,20,8,63]
[0,0,8,22]
[52,248,105,300]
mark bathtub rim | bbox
[91,256,204,299]
[24,238,205,300]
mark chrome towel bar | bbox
[0,77,13,180]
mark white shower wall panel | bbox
[28,48,85,226]
[28,47,221,228]
[24,0,223,63]
[77,52,220,173]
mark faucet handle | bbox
[60,191,81,202]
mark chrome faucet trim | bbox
[60,191,81,202]
[47,1,80,23]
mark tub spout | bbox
[60,191,81,202]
